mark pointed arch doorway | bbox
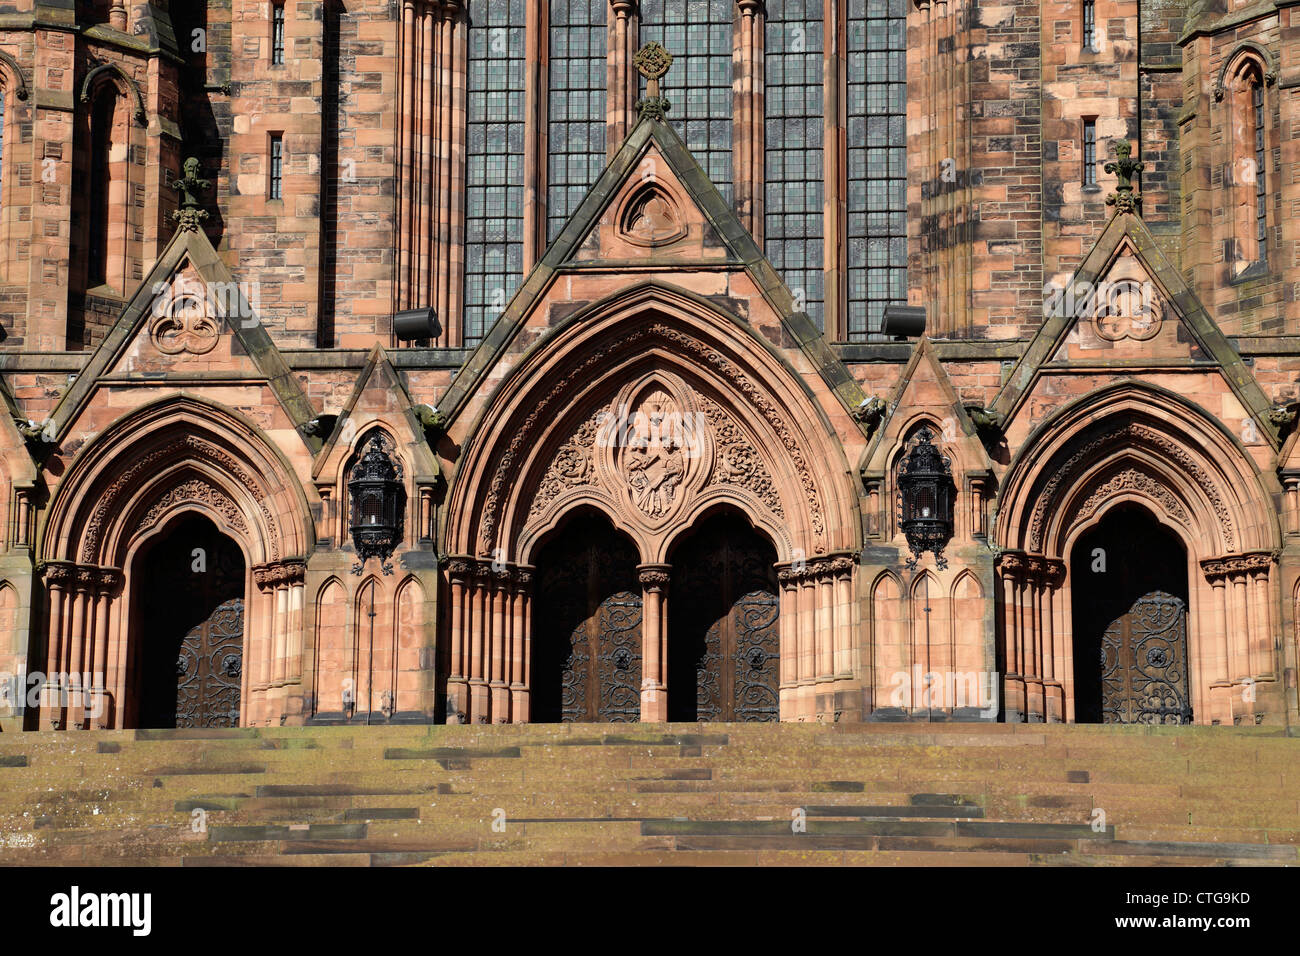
[130,513,247,728]
[668,512,781,722]
[1069,504,1192,724]
[531,511,643,722]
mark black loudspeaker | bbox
[881,304,926,339]
[394,307,440,342]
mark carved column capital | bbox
[637,565,671,590]
[996,551,1028,576]
[444,556,475,583]
[40,561,76,587]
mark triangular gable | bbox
[47,225,321,451]
[312,344,440,485]
[989,211,1279,446]
[436,113,866,426]
[860,336,992,480]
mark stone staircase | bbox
[0,722,1296,866]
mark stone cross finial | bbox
[634,41,673,120]
[1104,140,1144,215]
[171,157,211,232]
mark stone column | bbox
[996,552,1026,722]
[608,0,639,155]
[444,557,472,722]
[734,0,765,236]
[40,562,73,729]
[395,0,466,346]
[637,565,670,721]
[511,567,533,720]
[469,562,490,723]
[777,567,799,717]
[490,566,512,721]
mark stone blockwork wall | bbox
[910,0,1185,340]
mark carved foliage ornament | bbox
[526,380,786,537]
[480,323,825,553]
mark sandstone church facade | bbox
[0,0,1296,732]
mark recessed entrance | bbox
[130,513,246,728]
[532,512,643,722]
[1070,504,1191,724]
[668,512,780,721]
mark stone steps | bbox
[0,722,1295,866]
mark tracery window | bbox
[464,0,527,344]
[639,0,734,203]
[765,0,825,329]
[846,0,907,341]
[547,0,607,243]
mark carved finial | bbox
[633,41,673,120]
[171,157,211,232]
[1104,140,1144,215]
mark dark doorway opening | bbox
[131,513,246,728]
[532,511,643,722]
[1070,503,1192,724]
[668,511,780,722]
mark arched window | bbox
[86,90,118,289]
[1225,54,1269,273]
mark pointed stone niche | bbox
[567,148,731,264]
[618,182,687,247]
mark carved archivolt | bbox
[481,323,825,553]
[82,435,279,563]
[137,478,250,537]
[1028,422,1234,552]
[1073,467,1189,528]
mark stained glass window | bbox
[547,0,607,243]
[846,0,907,341]
[639,0,733,203]
[765,0,824,328]
[464,0,527,344]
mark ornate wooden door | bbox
[1100,590,1191,725]
[534,516,643,722]
[1071,504,1192,725]
[670,515,780,722]
[174,598,245,727]
[135,514,246,728]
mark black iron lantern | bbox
[348,434,404,575]
[897,426,955,570]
